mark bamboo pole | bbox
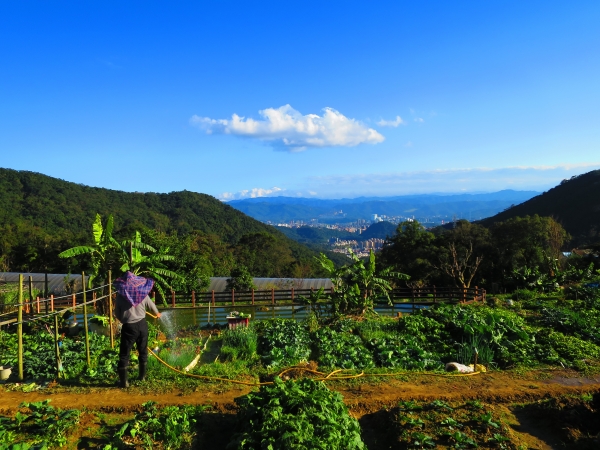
[82,272,91,366]
[50,294,54,312]
[54,314,61,379]
[18,274,24,381]
[108,270,114,349]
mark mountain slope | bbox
[0,168,335,274]
[479,170,600,242]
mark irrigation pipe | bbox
[146,347,482,387]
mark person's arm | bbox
[144,296,161,318]
[114,296,124,322]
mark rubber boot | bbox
[138,362,147,381]
[118,368,129,388]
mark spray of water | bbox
[158,310,177,338]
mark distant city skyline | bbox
[1,2,599,200]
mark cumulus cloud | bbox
[377,116,404,127]
[218,186,284,201]
[190,104,384,151]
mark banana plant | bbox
[118,231,183,304]
[317,249,409,315]
[58,214,120,287]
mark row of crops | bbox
[1,288,600,384]
[2,381,599,448]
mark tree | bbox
[118,230,182,303]
[379,220,437,287]
[490,215,570,289]
[318,249,409,316]
[434,221,490,288]
[226,266,256,291]
[58,214,121,287]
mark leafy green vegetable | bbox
[229,378,365,450]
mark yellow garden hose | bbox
[147,348,481,386]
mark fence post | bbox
[291,288,294,302]
[433,285,437,304]
[232,289,235,306]
[171,291,176,308]
[28,275,34,306]
[36,296,40,314]
[475,286,478,302]
[45,273,49,314]
[108,270,114,349]
[82,272,91,367]
[212,290,215,306]
[191,290,196,308]
[252,288,255,305]
[50,294,54,312]
[72,294,76,309]
[18,274,24,381]
[271,288,275,305]
[54,314,61,379]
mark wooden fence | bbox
[154,285,486,308]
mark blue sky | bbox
[1,1,599,200]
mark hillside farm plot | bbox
[2,290,600,448]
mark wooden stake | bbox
[54,314,61,379]
[108,270,114,349]
[18,274,24,381]
[82,272,91,366]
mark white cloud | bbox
[414,117,424,123]
[377,116,404,127]
[218,186,284,201]
[190,104,384,151]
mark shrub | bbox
[229,378,365,450]
[254,319,311,369]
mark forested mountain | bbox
[479,170,600,245]
[228,190,539,223]
[0,168,341,277]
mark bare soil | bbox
[2,369,600,449]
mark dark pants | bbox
[118,319,148,370]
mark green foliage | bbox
[395,399,514,449]
[318,249,408,316]
[0,329,116,380]
[0,400,80,448]
[536,330,600,370]
[220,327,258,362]
[254,319,311,369]
[111,401,207,449]
[313,328,375,369]
[229,378,365,450]
[225,266,256,292]
[0,168,327,277]
[368,334,444,371]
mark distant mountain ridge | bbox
[228,190,539,223]
[479,170,600,243]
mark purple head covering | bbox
[114,271,154,307]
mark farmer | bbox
[114,271,161,388]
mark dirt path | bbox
[1,369,599,416]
